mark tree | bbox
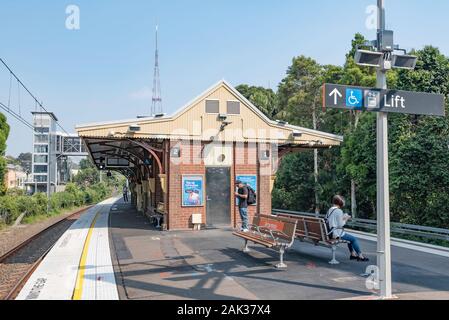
[236,84,279,118]
[0,113,10,195]
[276,56,328,215]
[74,158,100,187]
[17,153,32,172]
[387,46,449,227]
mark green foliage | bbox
[236,84,279,118]
[242,34,449,233]
[0,182,113,227]
[0,117,122,228]
[277,55,324,127]
[0,112,10,195]
[273,153,315,211]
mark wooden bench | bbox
[275,213,349,265]
[233,214,298,269]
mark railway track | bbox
[0,206,92,300]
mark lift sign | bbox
[323,83,445,117]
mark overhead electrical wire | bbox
[0,57,75,137]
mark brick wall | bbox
[167,140,273,230]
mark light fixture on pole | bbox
[354,50,384,68]
[391,54,418,70]
[354,33,417,72]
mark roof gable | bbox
[76,80,343,146]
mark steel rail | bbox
[272,209,449,242]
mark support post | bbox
[376,0,393,299]
[243,240,250,253]
[329,245,340,265]
[275,247,287,269]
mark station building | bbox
[76,80,343,231]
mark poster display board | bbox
[182,175,204,207]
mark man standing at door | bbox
[235,180,249,232]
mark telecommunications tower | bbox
[151,25,162,116]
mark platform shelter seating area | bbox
[233,214,298,269]
[275,213,350,265]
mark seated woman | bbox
[326,195,369,262]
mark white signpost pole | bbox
[376,0,393,299]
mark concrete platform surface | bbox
[17,198,119,300]
[110,201,449,300]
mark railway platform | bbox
[15,198,449,300]
[16,198,119,300]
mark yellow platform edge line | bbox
[72,209,101,300]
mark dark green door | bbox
[206,167,231,226]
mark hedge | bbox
[0,182,112,227]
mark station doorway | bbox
[206,167,231,226]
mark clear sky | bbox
[1,0,449,156]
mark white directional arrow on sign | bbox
[329,88,343,105]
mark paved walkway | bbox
[110,201,449,300]
[17,198,119,300]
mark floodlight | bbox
[354,50,383,68]
[392,54,418,70]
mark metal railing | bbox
[272,209,449,242]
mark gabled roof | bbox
[76,80,343,146]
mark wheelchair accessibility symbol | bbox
[346,89,363,109]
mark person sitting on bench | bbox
[326,195,369,262]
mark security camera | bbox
[218,114,228,121]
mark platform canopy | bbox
[76,80,343,172]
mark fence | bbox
[272,209,449,242]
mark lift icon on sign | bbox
[365,90,381,109]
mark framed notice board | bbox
[182,175,204,207]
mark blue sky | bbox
[1,0,449,156]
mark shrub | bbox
[0,182,113,227]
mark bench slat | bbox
[233,232,275,247]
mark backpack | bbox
[325,208,338,239]
[246,186,257,205]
